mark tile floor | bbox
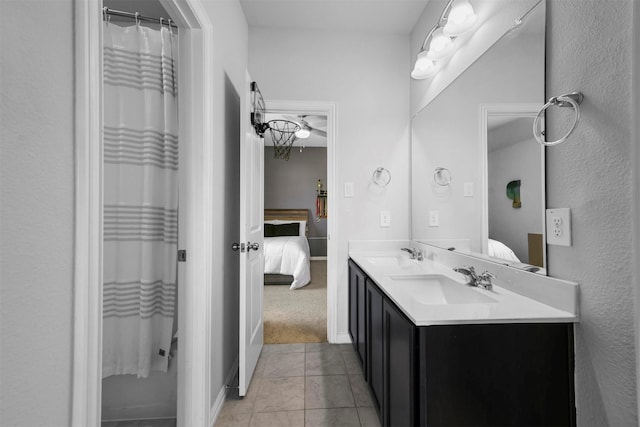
[215,343,381,427]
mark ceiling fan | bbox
[284,115,327,138]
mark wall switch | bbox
[546,208,571,246]
[380,211,391,227]
[464,182,474,197]
[428,210,439,227]
[344,182,354,198]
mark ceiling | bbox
[240,0,429,34]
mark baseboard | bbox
[209,357,239,427]
[310,256,328,261]
[333,331,352,344]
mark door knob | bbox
[247,242,260,251]
[232,243,244,252]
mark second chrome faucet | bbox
[453,266,495,290]
[401,247,424,261]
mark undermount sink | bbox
[388,274,497,305]
[365,256,421,268]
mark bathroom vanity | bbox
[348,243,578,427]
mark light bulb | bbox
[411,51,437,79]
[443,0,477,36]
[294,128,310,139]
[426,28,454,60]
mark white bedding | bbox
[263,235,311,290]
[488,238,521,262]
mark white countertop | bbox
[349,246,579,326]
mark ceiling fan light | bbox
[443,0,477,36]
[426,28,455,60]
[295,128,311,139]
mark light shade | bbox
[294,127,311,139]
[426,28,455,60]
[411,51,438,79]
[443,0,477,36]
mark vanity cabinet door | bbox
[366,278,384,416]
[383,298,417,427]
[348,259,367,372]
[420,324,576,426]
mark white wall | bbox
[249,28,411,338]
[0,1,75,425]
[545,1,637,424]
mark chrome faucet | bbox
[401,247,423,261]
[453,266,495,290]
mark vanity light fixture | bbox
[443,0,477,36]
[411,0,478,80]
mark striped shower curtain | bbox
[102,21,178,378]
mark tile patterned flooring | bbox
[215,343,381,427]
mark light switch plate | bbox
[464,182,474,197]
[428,210,439,227]
[344,182,354,198]
[380,211,391,227]
[546,208,571,246]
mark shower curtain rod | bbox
[103,7,178,29]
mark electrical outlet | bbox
[546,208,571,246]
[380,211,391,227]
[428,210,439,227]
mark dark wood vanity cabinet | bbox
[348,260,367,372]
[348,258,576,427]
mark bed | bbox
[263,209,312,290]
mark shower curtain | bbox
[102,21,178,379]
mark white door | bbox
[238,72,265,396]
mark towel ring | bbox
[533,92,583,147]
[433,167,452,186]
[372,167,391,186]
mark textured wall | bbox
[0,1,75,425]
[546,1,637,425]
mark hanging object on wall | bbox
[506,180,522,208]
[433,167,452,186]
[316,179,327,221]
[372,167,392,186]
[250,81,267,136]
[266,119,301,161]
[533,91,584,146]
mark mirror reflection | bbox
[411,1,546,273]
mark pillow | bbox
[264,222,301,237]
[264,219,306,236]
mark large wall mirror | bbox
[411,0,547,273]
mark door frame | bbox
[72,0,214,425]
[264,100,338,342]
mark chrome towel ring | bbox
[433,167,452,186]
[533,92,583,146]
[372,167,392,186]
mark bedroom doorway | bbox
[262,101,337,344]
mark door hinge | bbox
[178,250,187,262]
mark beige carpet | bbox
[264,260,327,344]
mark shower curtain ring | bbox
[134,12,140,27]
[159,17,164,28]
